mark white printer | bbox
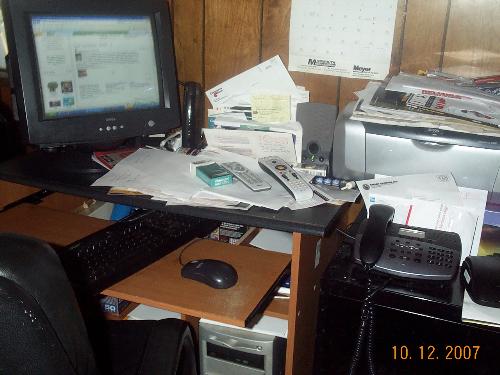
[331,102,500,196]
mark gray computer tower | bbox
[199,321,286,375]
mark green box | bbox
[196,162,233,187]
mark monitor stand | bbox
[41,147,106,175]
[2,139,144,186]
[40,137,142,175]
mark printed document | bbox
[206,117,303,163]
[203,128,297,164]
[205,55,309,121]
[206,55,298,107]
[356,173,488,262]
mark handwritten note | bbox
[251,94,291,123]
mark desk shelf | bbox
[0,203,111,247]
[0,164,352,375]
[264,298,289,320]
[103,239,291,328]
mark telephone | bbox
[353,204,462,281]
[181,81,203,148]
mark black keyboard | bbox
[59,209,219,295]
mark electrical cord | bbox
[335,227,356,240]
[335,221,360,241]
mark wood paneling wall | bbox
[170,0,500,112]
[1,1,497,113]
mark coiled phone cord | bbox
[366,278,377,375]
[349,273,391,375]
[349,274,376,375]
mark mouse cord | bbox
[178,238,203,266]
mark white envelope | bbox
[206,55,298,107]
[357,172,463,207]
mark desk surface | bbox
[0,203,111,247]
[0,150,346,236]
[103,239,291,327]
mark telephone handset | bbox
[353,204,462,281]
[181,81,203,149]
[358,204,394,268]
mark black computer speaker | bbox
[297,102,337,172]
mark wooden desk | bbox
[0,203,110,247]
[0,152,359,375]
[104,239,290,327]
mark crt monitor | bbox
[1,0,180,149]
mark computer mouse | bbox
[461,255,500,308]
[181,259,238,289]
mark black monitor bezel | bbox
[3,0,180,147]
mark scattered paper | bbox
[352,80,500,137]
[203,128,298,164]
[288,0,398,80]
[205,55,308,121]
[386,73,500,115]
[206,55,297,108]
[92,147,327,211]
[207,116,303,163]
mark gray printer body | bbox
[331,102,500,194]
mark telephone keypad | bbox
[354,220,462,281]
[378,235,459,280]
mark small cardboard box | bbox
[195,162,233,187]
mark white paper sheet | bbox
[356,173,488,262]
[250,229,293,254]
[93,148,326,211]
[357,173,464,207]
[288,0,398,80]
[462,290,500,328]
[92,148,206,201]
[206,55,298,107]
[203,128,298,164]
[197,147,331,210]
[207,117,303,163]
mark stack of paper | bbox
[91,147,334,211]
[351,73,500,138]
[204,55,309,165]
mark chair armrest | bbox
[139,318,197,375]
[101,318,197,375]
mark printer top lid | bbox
[362,122,500,151]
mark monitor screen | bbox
[32,15,160,119]
[2,0,180,148]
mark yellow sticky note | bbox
[251,94,291,123]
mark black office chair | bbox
[0,232,197,375]
[0,103,23,161]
